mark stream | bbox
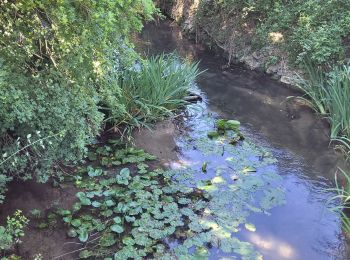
[136,20,350,259]
[0,19,349,260]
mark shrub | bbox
[0,210,29,252]
[0,1,156,200]
[195,0,350,67]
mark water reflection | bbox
[138,20,350,259]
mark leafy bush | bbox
[0,1,156,199]
[0,210,29,252]
[195,0,350,66]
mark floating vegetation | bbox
[41,103,286,259]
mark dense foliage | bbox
[197,0,350,67]
[0,1,157,199]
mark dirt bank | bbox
[157,0,299,86]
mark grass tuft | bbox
[293,61,350,159]
[104,53,201,134]
[328,168,350,234]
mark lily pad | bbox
[78,229,89,243]
[111,224,124,233]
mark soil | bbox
[0,181,79,259]
[133,120,179,166]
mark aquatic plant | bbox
[46,124,285,259]
[293,62,350,160]
[326,66,350,139]
[106,53,201,131]
[293,60,328,115]
[328,168,350,234]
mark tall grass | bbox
[105,53,201,132]
[328,168,350,235]
[294,61,328,115]
[294,62,350,159]
[298,62,350,235]
[326,66,350,139]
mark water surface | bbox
[137,20,350,259]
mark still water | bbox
[137,20,350,259]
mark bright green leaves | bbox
[61,144,212,258]
[92,201,102,208]
[113,216,122,224]
[76,192,92,206]
[110,224,124,234]
[71,219,82,228]
[87,166,103,177]
[105,200,116,207]
[78,229,89,243]
[61,128,285,260]
[100,233,116,247]
[122,236,135,246]
[116,168,130,185]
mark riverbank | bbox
[157,0,350,88]
[157,0,298,86]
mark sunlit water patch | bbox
[164,97,287,259]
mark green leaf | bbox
[120,168,130,177]
[67,228,77,238]
[92,201,102,208]
[122,236,135,246]
[202,162,208,173]
[79,250,93,259]
[125,215,136,222]
[80,197,92,206]
[63,216,72,223]
[71,219,82,227]
[100,233,116,247]
[76,192,91,206]
[113,216,122,224]
[88,167,103,177]
[78,229,89,243]
[105,200,116,207]
[245,223,256,232]
[111,224,124,233]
